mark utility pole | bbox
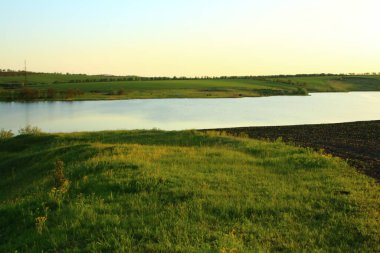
[23,60,27,87]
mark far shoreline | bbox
[2,90,380,103]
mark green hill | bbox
[1,72,379,101]
[1,130,379,252]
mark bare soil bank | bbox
[208,121,380,181]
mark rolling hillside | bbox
[1,72,379,101]
[1,130,379,252]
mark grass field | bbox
[269,76,380,92]
[1,130,379,252]
[1,73,380,101]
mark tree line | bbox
[1,69,379,80]
[1,88,84,100]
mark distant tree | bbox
[65,89,77,99]
[296,87,308,95]
[117,89,125,95]
[18,88,39,100]
[46,88,57,99]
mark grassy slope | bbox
[0,78,301,100]
[1,74,380,101]
[0,73,107,84]
[1,131,379,252]
[272,76,380,92]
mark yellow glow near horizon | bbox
[1,0,380,76]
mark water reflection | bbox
[0,92,379,133]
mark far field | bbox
[1,72,380,101]
[0,130,379,252]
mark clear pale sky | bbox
[1,0,380,76]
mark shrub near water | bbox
[18,125,42,135]
[0,129,13,140]
[47,160,71,209]
[0,130,379,252]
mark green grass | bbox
[1,130,379,252]
[0,73,108,85]
[2,73,379,101]
[0,78,305,101]
[270,75,380,92]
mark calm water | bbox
[1,92,379,133]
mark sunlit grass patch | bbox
[0,130,379,252]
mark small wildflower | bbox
[35,216,47,234]
[54,160,66,187]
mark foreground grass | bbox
[1,73,380,101]
[0,130,379,252]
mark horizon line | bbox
[1,68,380,78]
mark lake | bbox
[1,92,379,133]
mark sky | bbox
[1,0,380,76]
